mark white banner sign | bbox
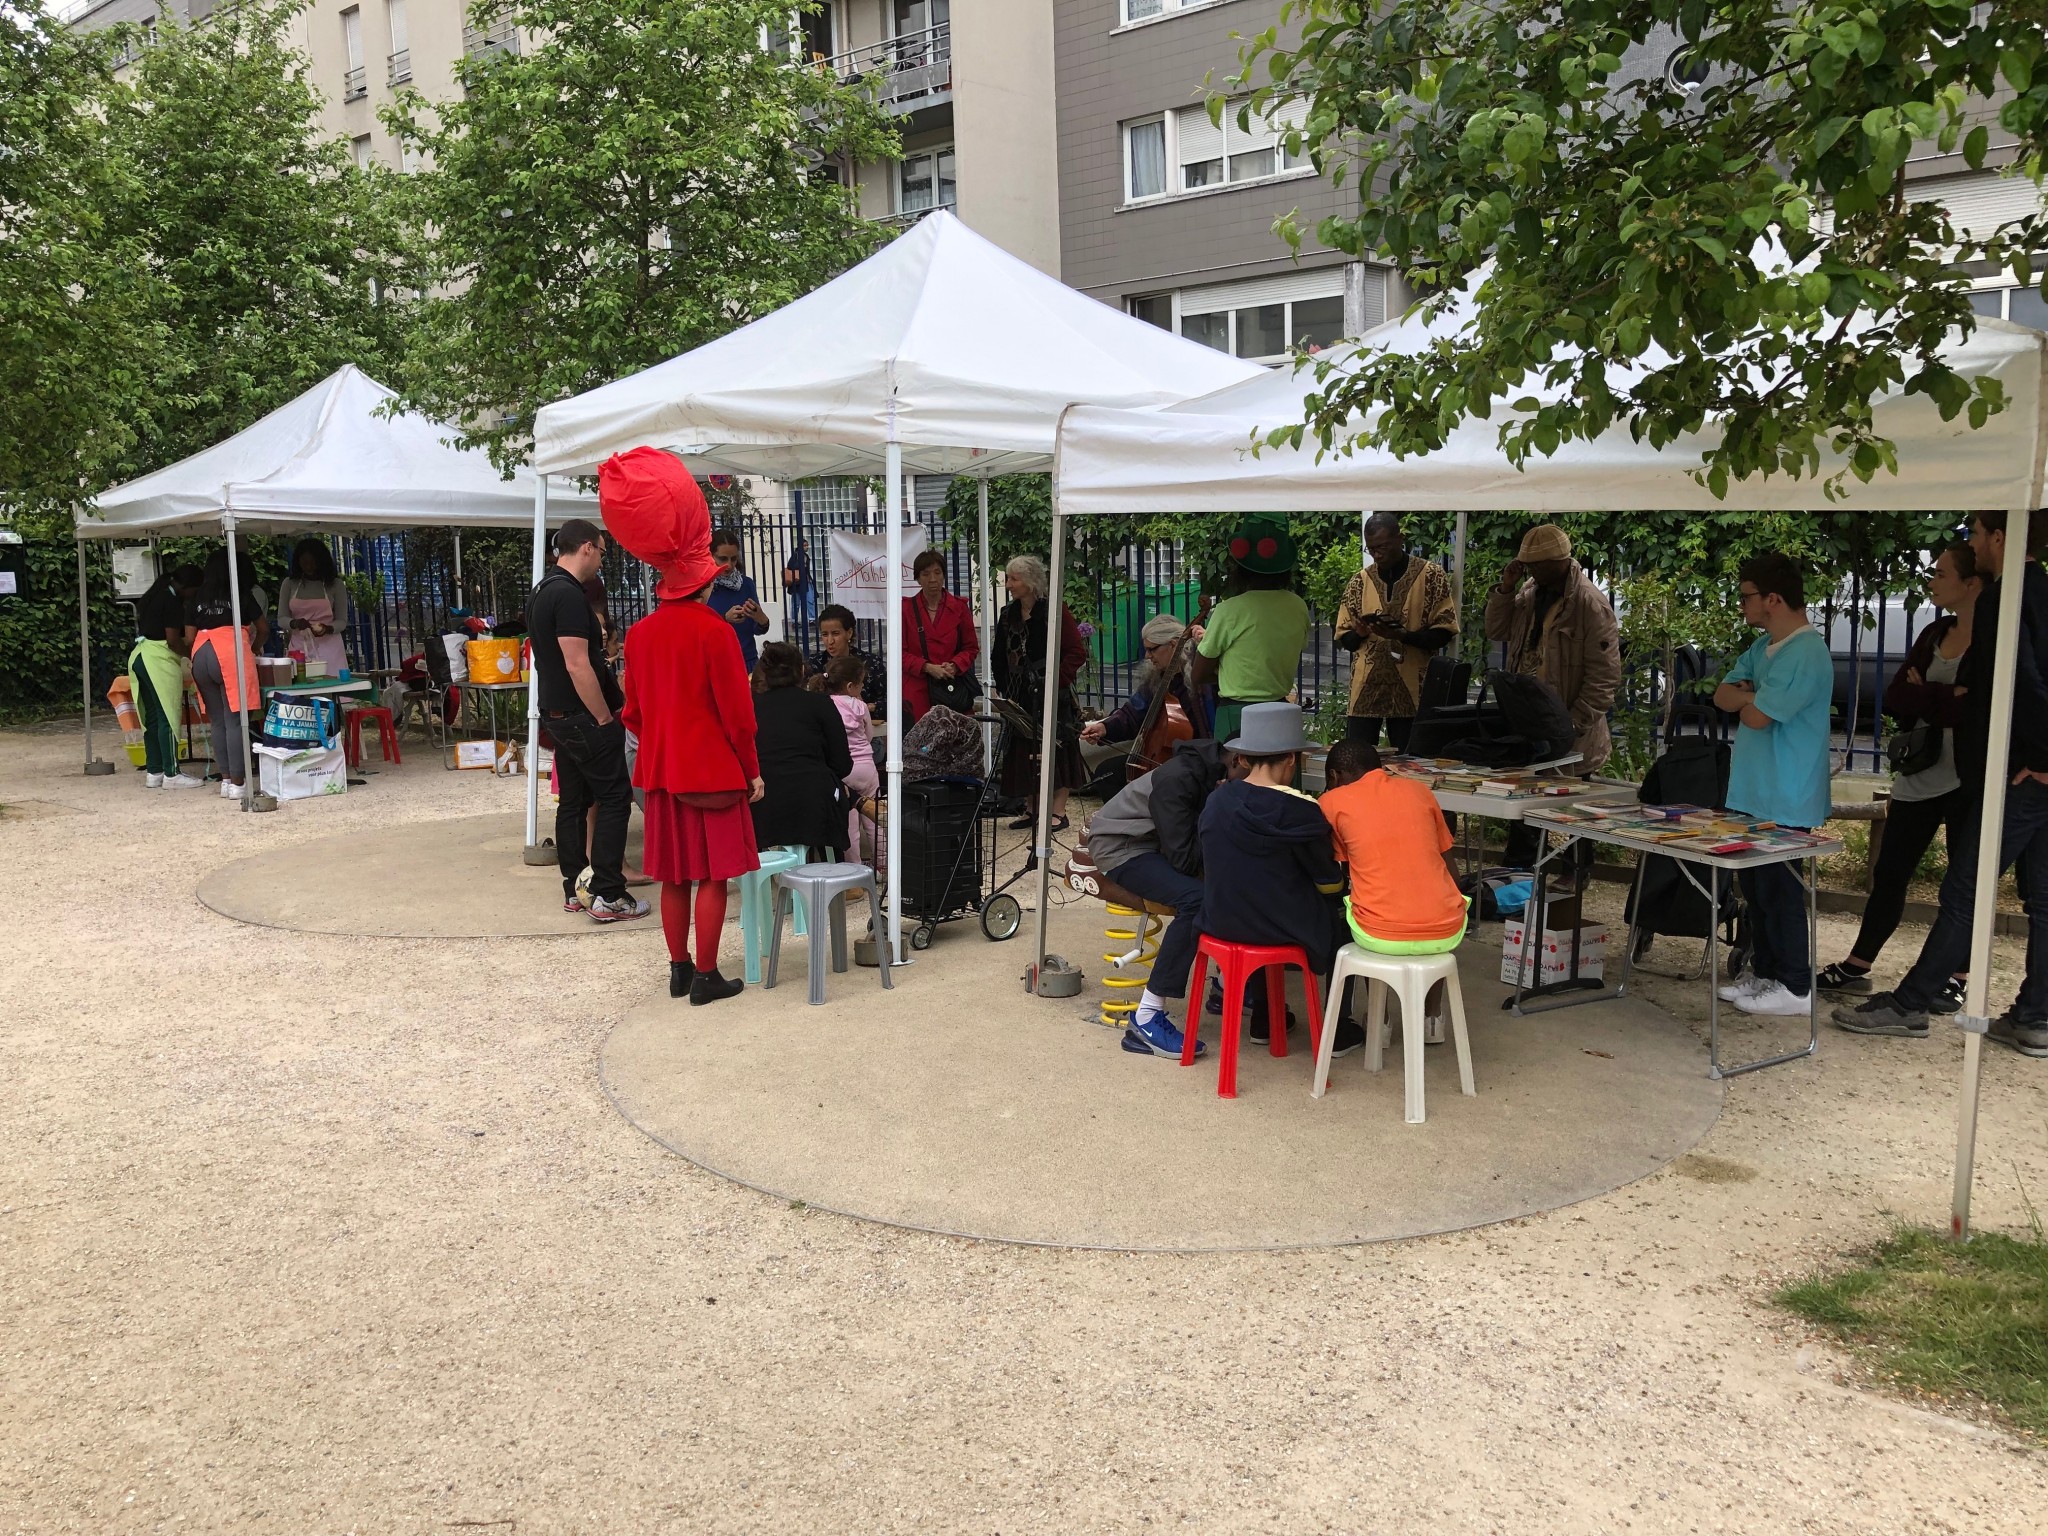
[826,527,929,622]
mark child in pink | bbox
[821,655,881,869]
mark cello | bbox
[1123,598,1213,782]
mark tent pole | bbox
[523,476,549,862]
[453,529,464,607]
[978,476,994,776]
[79,537,113,776]
[1951,504,2030,1240]
[1031,500,1065,992]
[1451,511,1469,624]
[223,511,268,813]
[885,443,906,964]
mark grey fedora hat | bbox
[1225,701,1310,755]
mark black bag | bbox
[1487,669,1579,761]
[1887,722,1942,776]
[1442,734,1539,768]
[1624,737,1738,941]
[913,600,982,715]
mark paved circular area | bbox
[197,812,646,938]
[600,942,1724,1251]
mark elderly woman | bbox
[1081,613,1209,751]
[992,553,1087,833]
[902,548,979,721]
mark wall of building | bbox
[951,0,1062,275]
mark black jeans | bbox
[550,712,632,904]
[1108,852,1204,1000]
[1897,779,2048,1017]
[1345,715,1414,751]
[1850,789,1964,967]
[1739,856,1812,997]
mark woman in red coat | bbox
[902,548,979,720]
[602,448,763,1006]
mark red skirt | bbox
[642,790,760,883]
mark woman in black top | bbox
[751,642,855,857]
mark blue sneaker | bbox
[1126,1007,1204,1059]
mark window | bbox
[352,135,373,170]
[900,146,956,213]
[400,143,422,175]
[1175,271,1355,360]
[341,8,366,101]
[1973,284,2048,330]
[386,0,410,84]
[1121,99,1309,204]
[894,0,948,35]
[1126,294,1172,331]
[1120,0,1225,22]
[1179,311,1229,351]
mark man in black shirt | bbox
[530,519,646,923]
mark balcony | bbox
[343,65,367,102]
[388,49,411,86]
[875,202,955,232]
[463,14,520,60]
[827,23,951,114]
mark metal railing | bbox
[343,66,367,102]
[388,49,411,86]
[462,14,520,59]
[827,22,951,110]
[874,204,954,230]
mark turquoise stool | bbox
[739,846,809,985]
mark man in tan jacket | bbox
[1483,523,1621,774]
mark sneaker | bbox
[1734,980,1814,1017]
[1327,1019,1366,1058]
[1423,1011,1447,1046]
[1816,962,1874,996]
[1126,1007,1204,1059]
[1832,992,1930,1038]
[221,780,243,801]
[144,771,164,788]
[588,894,651,924]
[1929,977,1967,1016]
[562,889,585,914]
[1204,979,1223,1016]
[1716,973,1766,1004]
[1987,1010,2048,1058]
[162,773,204,789]
[1247,1008,1297,1046]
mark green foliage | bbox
[388,0,900,469]
[0,540,128,719]
[1237,1,2048,498]
[1779,1224,2048,1439]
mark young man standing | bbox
[530,519,647,925]
[1711,554,1833,1016]
[1837,512,2048,1057]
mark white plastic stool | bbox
[1313,943,1473,1123]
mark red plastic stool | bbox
[343,705,401,768]
[1182,937,1325,1098]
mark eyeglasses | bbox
[1737,587,1762,601]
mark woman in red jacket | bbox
[602,448,764,1005]
[903,548,979,720]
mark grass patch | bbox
[1778,1225,2048,1439]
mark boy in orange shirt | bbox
[1320,740,1469,1031]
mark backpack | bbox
[1487,669,1579,760]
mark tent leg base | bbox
[247,792,279,814]
[522,843,556,866]
[83,760,116,777]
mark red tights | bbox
[661,880,730,970]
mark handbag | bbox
[913,598,982,714]
[1887,722,1943,776]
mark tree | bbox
[0,5,162,533]
[1236,1,2048,496]
[98,2,423,487]
[389,0,900,469]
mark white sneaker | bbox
[1717,973,1765,1003]
[144,771,165,788]
[1734,980,1813,1016]
[1424,1012,1447,1045]
[161,773,205,790]
[221,780,243,801]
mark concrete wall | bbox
[952,0,1062,275]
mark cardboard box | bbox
[450,739,498,771]
[254,741,347,801]
[1501,921,1607,987]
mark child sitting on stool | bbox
[1319,738,1469,1039]
[1197,702,1356,1052]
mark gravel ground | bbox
[5,719,2047,1534]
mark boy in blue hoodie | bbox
[1197,702,1353,1049]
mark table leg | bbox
[1614,853,1649,999]
[1506,832,1613,1015]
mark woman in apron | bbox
[278,539,350,675]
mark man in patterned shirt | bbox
[1334,513,1459,750]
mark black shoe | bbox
[1816,961,1874,996]
[1328,1019,1366,1058]
[1830,991,1929,1038]
[1247,1008,1297,1046]
[1929,976,1967,1016]
[690,967,744,1007]
[669,960,695,999]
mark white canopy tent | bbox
[75,365,594,836]
[1053,310,2048,1240]
[531,209,1261,960]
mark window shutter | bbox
[1175,104,1224,169]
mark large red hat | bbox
[597,447,721,599]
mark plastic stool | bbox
[766,862,893,1006]
[343,705,400,767]
[1313,944,1472,1122]
[1182,937,1324,1099]
[736,846,809,985]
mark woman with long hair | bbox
[277,538,350,676]
[992,553,1087,833]
[605,449,763,1006]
